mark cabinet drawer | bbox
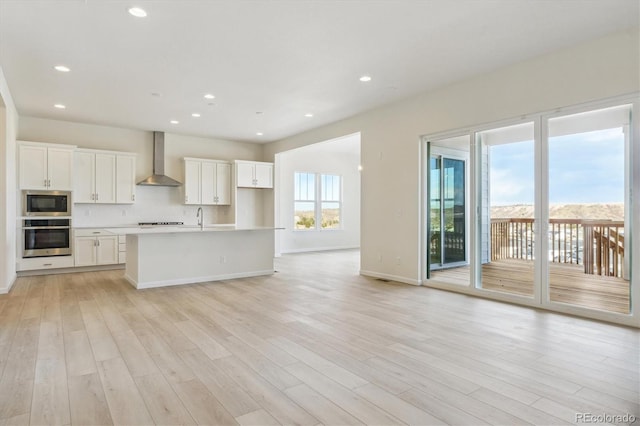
[75,229,113,237]
[17,256,74,271]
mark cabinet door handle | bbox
[96,193,99,201]
[91,193,94,201]
[44,179,47,187]
[48,179,51,187]
[132,194,135,201]
[43,263,52,266]
[185,196,188,203]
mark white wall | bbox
[0,66,18,293]
[276,134,360,253]
[18,117,264,227]
[264,29,640,285]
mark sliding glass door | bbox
[422,99,636,325]
[426,137,470,285]
[546,105,631,314]
[476,122,536,298]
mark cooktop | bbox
[138,222,184,226]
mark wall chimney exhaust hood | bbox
[137,131,182,186]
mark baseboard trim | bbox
[126,269,275,290]
[281,246,360,254]
[359,270,421,286]
[17,264,124,277]
[0,272,17,294]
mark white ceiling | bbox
[0,1,637,143]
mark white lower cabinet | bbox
[17,256,74,272]
[74,229,119,266]
[118,235,126,264]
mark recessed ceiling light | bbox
[54,104,66,109]
[304,113,314,118]
[256,132,263,136]
[128,7,147,17]
[170,120,179,124]
[359,75,372,82]
[54,65,70,72]
[192,113,201,118]
[204,94,215,100]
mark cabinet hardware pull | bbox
[44,179,47,187]
[43,263,52,266]
[132,194,135,201]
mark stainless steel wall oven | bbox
[22,218,72,258]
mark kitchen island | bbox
[123,225,276,289]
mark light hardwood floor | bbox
[0,250,638,425]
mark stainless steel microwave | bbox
[23,190,72,216]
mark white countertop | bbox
[74,224,281,235]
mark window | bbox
[294,172,315,229]
[294,172,342,230]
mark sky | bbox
[490,127,625,206]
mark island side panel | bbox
[126,229,274,289]
[124,234,139,285]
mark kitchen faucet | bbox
[197,207,203,230]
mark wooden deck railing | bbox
[490,218,625,278]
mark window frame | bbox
[293,171,343,231]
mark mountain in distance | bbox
[490,203,624,221]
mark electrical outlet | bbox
[220,255,226,264]
[396,256,401,265]
[377,253,382,262]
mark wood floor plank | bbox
[270,336,368,390]
[96,357,154,425]
[30,358,70,426]
[173,320,231,360]
[111,329,159,377]
[64,329,97,377]
[235,408,281,426]
[284,384,364,426]
[284,362,403,425]
[134,373,197,425]
[353,383,446,425]
[178,348,261,417]
[172,378,238,426]
[67,373,113,426]
[215,356,319,425]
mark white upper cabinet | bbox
[19,142,75,190]
[74,151,96,203]
[116,155,136,204]
[74,149,136,204]
[94,154,116,204]
[183,158,231,205]
[215,162,231,204]
[235,160,273,188]
[184,159,202,205]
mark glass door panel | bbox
[430,156,442,267]
[547,105,631,314]
[443,158,466,264]
[426,137,470,286]
[477,122,535,297]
